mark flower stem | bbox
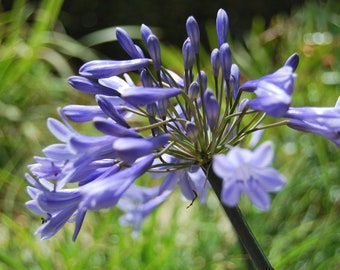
[204,163,274,270]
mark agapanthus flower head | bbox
[26,8,300,240]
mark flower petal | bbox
[221,180,241,207]
[245,180,271,211]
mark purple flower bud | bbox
[220,43,232,80]
[113,134,170,163]
[211,48,220,77]
[68,136,117,166]
[161,69,185,88]
[186,122,198,142]
[79,59,150,79]
[147,34,162,71]
[182,38,195,69]
[116,27,143,59]
[186,16,200,54]
[204,89,220,129]
[188,81,200,100]
[68,76,120,96]
[94,117,141,138]
[96,96,129,127]
[134,45,145,58]
[146,103,158,116]
[284,53,299,71]
[140,69,154,87]
[157,99,169,119]
[216,9,229,47]
[120,87,180,107]
[62,105,106,122]
[197,70,207,91]
[230,64,240,98]
[141,24,153,45]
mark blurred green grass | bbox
[1,0,340,269]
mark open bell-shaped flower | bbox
[240,65,295,117]
[286,96,340,147]
[213,141,286,210]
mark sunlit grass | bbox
[1,0,340,269]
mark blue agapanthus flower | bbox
[26,8,336,241]
[285,97,340,146]
[213,141,286,210]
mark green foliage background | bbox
[0,0,339,269]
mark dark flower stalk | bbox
[205,163,273,270]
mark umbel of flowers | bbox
[26,8,339,269]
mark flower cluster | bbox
[26,8,339,241]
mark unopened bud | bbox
[182,38,195,69]
[220,43,232,81]
[147,34,162,71]
[186,16,200,54]
[211,48,220,77]
[216,9,229,47]
[204,89,220,129]
[188,81,200,100]
[186,122,198,142]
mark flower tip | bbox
[141,24,153,44]
[186,16,200,54]
[284,53,299,71]
[115,26,124,34]
[211,48,220,77]
[220,43,232,80]
[147,34,162,71]
[182,38,195,69]
[216,9,229,47]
